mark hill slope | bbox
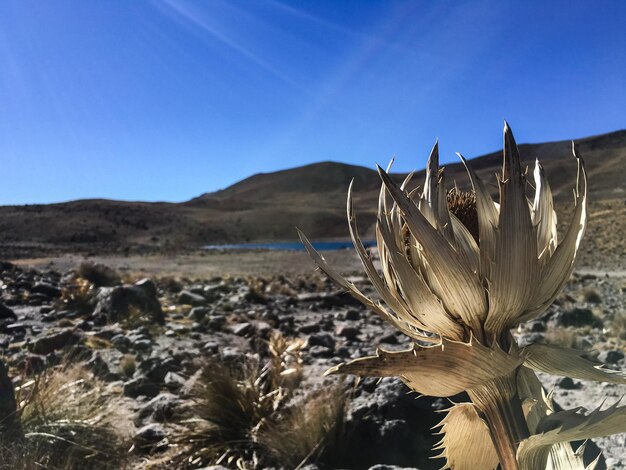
[0,130,624,263]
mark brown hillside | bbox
[0,130,624,265]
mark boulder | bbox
[28,329,81,355]
[93,280,164,324]
[0,304,16,320]
[31,282,62,299]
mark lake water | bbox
[203,240,376,251]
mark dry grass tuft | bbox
[58,278,96,315]
[582,287,602,304]
[3,365,129,469]
[171,359,269,468]
[610,311,626,341]
[544,327,580,349]
[170,332,343,469]
[257,385,349,468]
[77,262,121,287]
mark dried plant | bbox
[76,261,121,287]
[172,333,306,469]
[256,385,348,468]
[58,277,96,315]
[299,123,626,470]
[4,365,128,469]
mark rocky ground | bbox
[0,258,624,469]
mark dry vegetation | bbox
[1,365,128,470]
[169,333,350,469]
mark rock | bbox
[368,465,421,470]
[553,307,601,328]
[307,333,335,350]
[86,352,113,379]
[202,341,220,354]
[297,291,361,308]
[517,332,545,348]
[4,323,26,335]
[131,339,153,352]
[229,322,252,336]
[123,377,160,399]
[298,323,320,334]
[346,378,445,468]
[207,315,226,330]
[31,282,62,299]
[557,377,582,390]
[254,321,272,337]
[111,334,132,353]
[177,290,207,306]
[598,350,625,364]
[164,372,186,392]
[188,307,209,321]
[379,333,399,344]
[0,304,16,320]
[528,321,546,333]
[135,392,180,425]
[336,325,361,341]
[133,423,166,452]
[134,278,158,297]
[93,281,164,324]
[309,345,334,358]
[345,309,361,321]
[138,356,180,383]
[28,329,81,355]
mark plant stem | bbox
[468,370,528,470]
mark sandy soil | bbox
[11,249,365,279]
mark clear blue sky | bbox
[0,0,624,205]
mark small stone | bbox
[188,307,208,320]
[336,325,361,341]
[133,423,166,451]
[308,333,335,350]
[598,350,625,364]
[177,290,207,306]
[164,372,186,391]
[131,339,153,352]
[0,304,16,320]
[309,345,333,358]
[345,309,361,321]
[528,321,546,333]
[135,393,180,424]
[379,333,399,344]
[229,322,252,336]
[31,282,62,299]
[298,323,320,334]
[111,334,131,353]
[28,329,81,355]
[557,377,582,390]
[207,315,226,329]
[123,377,160,398]
[202,341,220,354]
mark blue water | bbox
[203,240,376,251]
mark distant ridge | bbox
[0,129,624,260]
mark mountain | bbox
[0,130,624,261]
